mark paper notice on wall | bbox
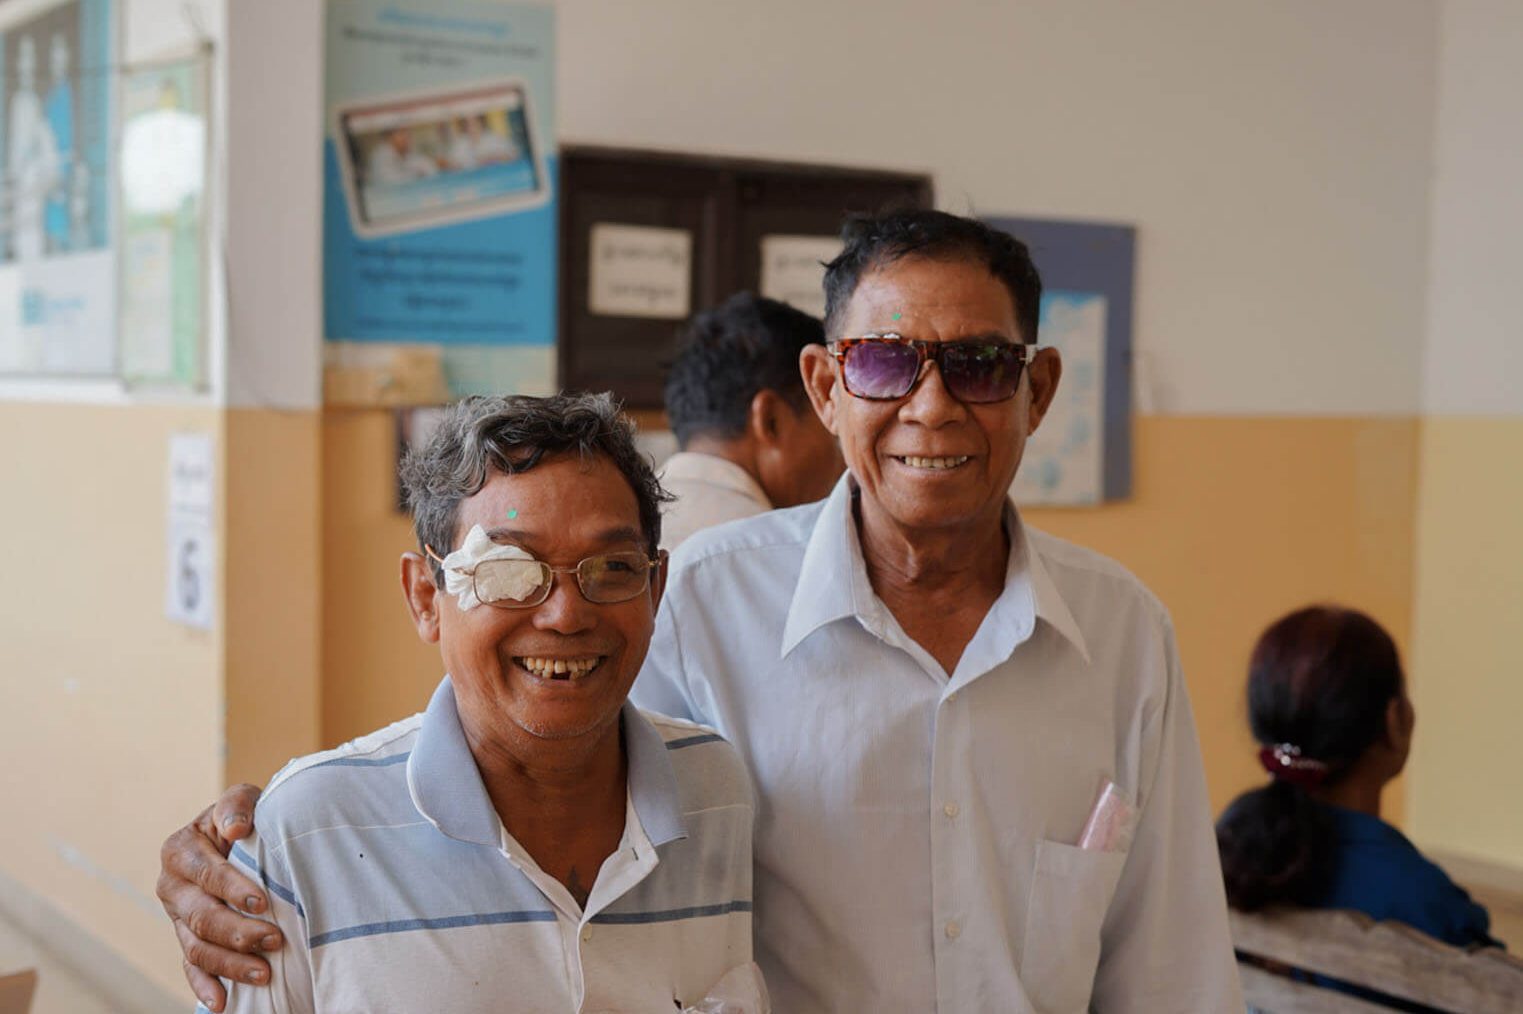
[759,234,842,318]
[588,223,692,319]
[165,433,215,629]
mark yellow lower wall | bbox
[0,403,323,997]
[225,409,323,787]
[321,409,442,740]
[0,402,224,996]
[320,411,1421,824]
[1408,417,1523,869]
[1025,416,1418,822]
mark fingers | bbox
[174,917,271,998]
[182,954,227,1012]
[161,820,267,914]
[210,783,263,843]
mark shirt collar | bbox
[780,476,878,657]
[660,452,771,510]
[780,477,1090,665]
[408,677,689,849]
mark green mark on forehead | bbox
[506,509,518,520]
[891,312,902,321]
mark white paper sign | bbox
[588,223,692,319]
[759,234,843,318]
[166,433,215,629]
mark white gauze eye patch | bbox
[438,524,541,610]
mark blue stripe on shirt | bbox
[231,843,306,919]
[664,733,725,750]
[310,909,559,948]
[591,900,752,925]
[310,751,411,769]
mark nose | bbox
[530,573,598,635]
[898,359,966,429]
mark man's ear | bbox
[648,549,669,612]
[1025,347,1063,433]
[748,388,788,448]
[400,552,442,644]
[799,345,840,435]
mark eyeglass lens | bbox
[472,552,651,607]
[842,341,1025,403]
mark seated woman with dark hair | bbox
[1216,605,1502,949]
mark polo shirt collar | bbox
[408,677,688,850]
[660,452,771,510]
[780,477,1090,665]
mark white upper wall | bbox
[1421,0,1523,416]
[558,0,1438,416]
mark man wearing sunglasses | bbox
[631,210,1241,1011]
[170,393,762,1013]
[159,212,1239,1012]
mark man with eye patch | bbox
[158,393,764,1013]
[160,212,1240,1012]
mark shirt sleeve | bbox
[217,826,316,1014]
[630,586,706,725]
[1090,616,1245,1013]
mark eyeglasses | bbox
[826,334,1043,404]
[425,546,661,609]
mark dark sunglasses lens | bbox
[940,343,1023,403]
[843,342,920,399]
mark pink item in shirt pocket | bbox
[1077,780,1138,853]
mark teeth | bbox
[899,455,970,470]
[517,656,602,679]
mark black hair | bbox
[663,292,824,447]
[1216,606,1405,910]
[399,393,672,583]
[821,209,1043,342]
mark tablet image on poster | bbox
[0,0,116,376]
[335,79,547,238]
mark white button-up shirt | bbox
[632,478,1244,1013]
[658,451,771,550]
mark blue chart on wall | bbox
[323,0,557,400]
[985,216,1135,505]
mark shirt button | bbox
[581,926,593,942]
[945,920,961,940]
[946,691,959,703]
[943,802,960,818]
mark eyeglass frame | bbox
[423,543,665,609]
[825,332,1045,403]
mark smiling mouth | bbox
[894,455,971,470]
[514,656,606,681]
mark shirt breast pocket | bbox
[1020,839,1127,1014]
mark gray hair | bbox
[400,393,671,582]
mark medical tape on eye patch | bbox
[438,524,539,610]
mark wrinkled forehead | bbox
[452,453,645,553]
[839,256,1021,342]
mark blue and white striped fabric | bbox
[210,677,755,1013]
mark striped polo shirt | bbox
[211,677,756,1014]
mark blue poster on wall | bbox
[985,216,1135,505]
[0,0,116,376]
[323,0,556,402]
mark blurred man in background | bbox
[659,292,843,549]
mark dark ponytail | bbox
[1216,606,1404,911]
